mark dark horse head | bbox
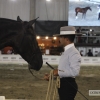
[0,17,43,71]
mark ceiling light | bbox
[46,0,51,2]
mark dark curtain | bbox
[35,21,68,36]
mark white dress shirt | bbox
[58,43,81,78]
[64,43,74,51]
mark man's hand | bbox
[53,69,58,76]
[43,73,49,81]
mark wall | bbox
[0,55,100,66]
[35,0,68,20]
[0,0,30,21]
[0,0,100,31]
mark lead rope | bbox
[45,70,60,100]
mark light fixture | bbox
[45,36,49,39]
[90,29,92,32]
[41,43,44,46]
[36,36,40,39]
[46,0,51,1]
[53,37,57,40]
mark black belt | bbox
[61,77,75,79]
[60,77,75,81]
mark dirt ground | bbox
[69,0,100,26]
[0,64,100,100]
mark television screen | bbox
[68,0,100,26]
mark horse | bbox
[75,6,92,19]
[0,16,43,71]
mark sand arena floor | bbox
[0,64,100,100]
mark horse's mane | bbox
[0,18,22,40]
[85,6,90,8]
[0,18,18,23]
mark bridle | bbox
[28,50,42,79]
[19,26,42,79]
[28,51,43,80]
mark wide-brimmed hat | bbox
[53,26,76,36]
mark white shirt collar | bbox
[64,43,74,51]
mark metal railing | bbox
[75,34,100,44]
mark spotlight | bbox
[45,36,49,39]
[53,37,57,40]
[46,0,51,1]
[37,36,40,39]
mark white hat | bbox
[53,26,76,36]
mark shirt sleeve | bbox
[58,53,81,77]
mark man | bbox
[53,26,81,100]
[87,49,93,57]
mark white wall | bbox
[0,55,100,66]
[35,0,68,20]
[0,0,30,21]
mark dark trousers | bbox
[58,78,78,100]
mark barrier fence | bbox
[0,55,100,66]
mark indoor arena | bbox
[0,0,100,100]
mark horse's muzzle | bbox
[28,62,43,71]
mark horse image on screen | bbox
[75,6,92,19]
[68,0,100,26]
[0,17,43,71]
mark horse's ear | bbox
[17,16,22,22]
[27,17,39,26]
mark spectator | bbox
[97,52,100,57]
[96,40,99,43]
[87,49,93,56]
[7,49,12,54]
[76,27,81,33]
[80,50,83,56]
[76,27,82,43]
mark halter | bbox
[27,50,42,79]
[19,26,42,67]
[19,27,42,77]
[28,49,42,78]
